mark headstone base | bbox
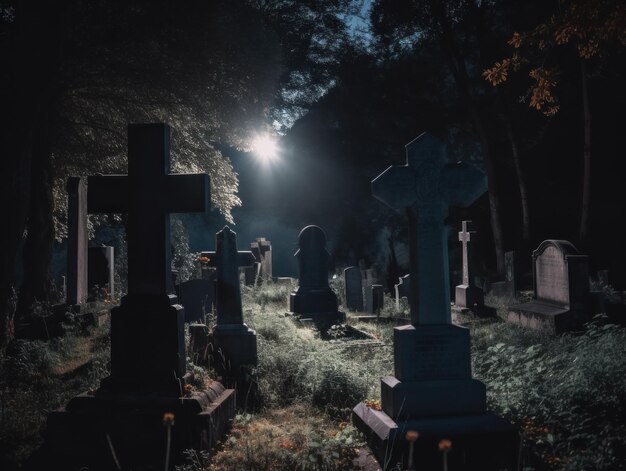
[290,288,338,314]
[507,300,587,334]
[45,383,235,470]
[212,324,259,409]
[352,402,519,471]
[287,310,346,333]
[381,375,486,418]
[454,284,484,309]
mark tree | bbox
[483,0,626,248]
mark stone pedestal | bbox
[454,284,484,309]
[46,383,235,470]
[353,325,519,470]
[212,324,258,409]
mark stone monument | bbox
[352,133,518,470]
[508,240,589,334]
[46,123,235,469]
[454,220,484,309]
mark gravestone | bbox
[243,262,261,286]
[66,178,88,306]
[176,278,213,323]
[365,284,384,314]
[508,240,589,334]
[206,227,258,407]
[486,250,519,298]
[88,245,114,301]
[394,274,410,311]
[353,133,518,470]
[344,266,364,312]
[454,221,484,309]
[46,123,235,469]
[251,237,272,280]
[289,225,345,328]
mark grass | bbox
[1,281,626,470]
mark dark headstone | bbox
[88,245,114,301]
[344,266,364,312]
[289,225,344,327]
[45,123,235,470]
[353,133,517,469]
[454,221,484,309]
[508,240,590,334]
[176,278,213,323]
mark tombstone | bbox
[454,220,484,309]
[486,250,519,298]
[289,225,345,328]
[251,237,272,280]
[46,124,235,469]
[344,266,364,312]
[243,262,261,286]
[66,177,88,306]
[204,227,258,408]
[176,278,213,323]
[394,274,410,311]
[88,245,115,301]
[353,133,518,470]
[365,284,384,314]
[508,240,589,334]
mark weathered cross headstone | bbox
[251,237,272,280]
[454,220,484,309]
[353,133,517,470]
[344,266,364,312]
[205,227,258,407]
[88,245,115,301]
[394,274,410,311]
[508,240,589,334]
[46,124,235,469]
[289,225,344,327]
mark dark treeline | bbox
[1,0,624,347]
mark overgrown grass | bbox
[0,308,111,468]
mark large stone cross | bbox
[86,123,210,390]
[372,133,486,325]
[88,123,209,296]
[202,227,255,325]
[459,220,475,286]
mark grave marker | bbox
[454,220,484,309]
[46,123,235,469]
[508,240,589,334]
[353,133,517,469]
[88,245,114,301]
[344,266,364,312]
[289,225,344,327]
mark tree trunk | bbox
[579,59,591,249]
[433,1,506,275]
[504,117,531,244]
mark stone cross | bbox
[202,226,255,325]
[372,133,486,325]
[458,220,475,286]
[251,237,272,279]
[87,123,210,389]
[89,124,209,296]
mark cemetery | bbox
[1,2,625,471]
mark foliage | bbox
[472,315,626,470]
[483,0,626,115]
[206,405,363,471]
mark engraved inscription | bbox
[412,331,470,380]
[536,246,569,305]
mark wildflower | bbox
[163,412,175,427]
[183,384,193,397]
[364,399,382,411]
[406,430,419,442]
[438,439,452,451]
